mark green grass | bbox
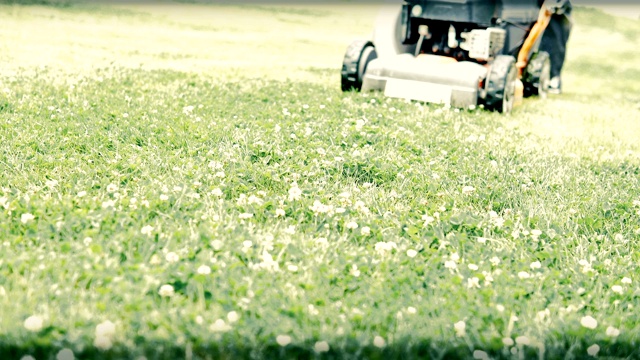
[1,2,640,359]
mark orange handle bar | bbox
[516,4,553,77]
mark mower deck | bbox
[361,54,488,108]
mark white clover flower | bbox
[536,309,550,322]
[23,315,44,332]
[288,185,302,201]
[239,213,253,220]
[247,195,262,205]
[477,237,487,244]
[94,320,116,350]
[605,326,620,337]
[518,271,531,279]
[208,161,223,170]
[165,252,179,263]
[468,264,479,271]
[374,241,397,253]
[227,311,240,323]
[287,264,298,272]
[20,213,35,224]
[158,284,175,297]
[106,184,118,193]
[350,265,360,277]
[490,257,501,266]
[345,221,358,230]
[141,225,153,236]
[465,134,479,143]
[407,306,417,314]
[483,272,494,285]
[209,319,231,332]
[621,277,632,284]
[581,316,598,329]
[353,200,370,214]
[515,336,530,345]
[453,321,466,337]
[422,214,435,226]
[496,304,505,312]
[101,200,116,209]
[450,252,460,262]
[56,348,74,360]
[276,335,292,346]
[473,350,488,360]
[406,249,418,258]
[373,335,386,348]
[211,188,223,197]
[314,341,330,353]
[275,208,285,217]
[586,344,599,356]
[258,251,280,272]
[210,240,223,250]
[310,200,334,215]
[462,186,476,195]
[611,285,623,294]
[94,336,113,351]
[149,254,161,265]
[45,179,59,188]
[530,261,542,270]
[197,265,211,275]
[95,320,116,338]
[467,277,480,289]
[182,105,194,115]
[444,260,457,270]
[502,337,514,346]
[361,226,371,236]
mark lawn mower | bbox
[341,0,568,113]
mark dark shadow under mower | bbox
[341,0,567,113]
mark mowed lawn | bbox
[1,2,640,359]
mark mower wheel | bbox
[522,51,551,98]
[484,55,517,114]
[341,40,377,92]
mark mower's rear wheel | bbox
[523,51,551,98]
[484,55,517,114]
[341,40,377,92]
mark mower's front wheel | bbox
[522,51,551,98]
[341,40,377,92]
[484,55,517,114]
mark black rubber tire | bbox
[341,40,377,92]
[522,51,551,98]
[484,55,517,114]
